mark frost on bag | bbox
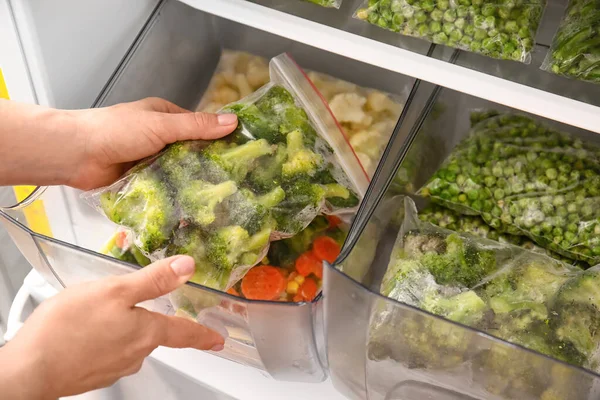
[369,197,591,378]
[542,0,600,83]
[84,53,368,291]
[354,0,545,63]
[419,112,600,265]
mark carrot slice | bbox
[227,287,240,297]
[295,251,321,277]
[298,278,318,302]
[241,266,286,301]
[293,294,304,303]
[115,231,128,249]
[312,236,341,264]
[326,215,342,228]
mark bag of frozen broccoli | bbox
[541,0,600,83]
[197,50,405,178]
[371,197,587,373]
[418,112,600,265]
[84,53,368,291]
[354,0,545,63]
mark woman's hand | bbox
[0,255,225,400]
[0,98,238,190]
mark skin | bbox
[0,98,238,399]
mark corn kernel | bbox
[261,256,269,265]
[287,281,300,295]
[294,275,305,285]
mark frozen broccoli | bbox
[166,227,229,290]
[178,180,238,226]
[281,129,324,180]
[100,171,176,253]
[551,269,600,365]
[205,225,271,271]
[224,103,282,144]
[202,139,274,183]
[422,290,488,325]
[221,186,284,234]
[159,141,214,186]
[248,144,287,191]
[272,180,329,235]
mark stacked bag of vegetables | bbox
[419,111,600,265]
[371,198,600,397]
[354,0,546,62]
[85,53,368,292]
[543,0,600,83]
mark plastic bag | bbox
[100,228,151,266]
[542,0,600,83]
[419,203,589,267]
[198,50,404,178]
[85,53,368,291]
[372,197,590,372]
[354,0,545,63]
[305,0,342,7]
[419,112,600,265]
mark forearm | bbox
[0,99,80,187]
[0,342,51,400]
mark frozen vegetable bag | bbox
[542,0,600,83]
[354,0,545,62]
[371,197,600,390]
[419,112,600,265]
[84,53,369,291]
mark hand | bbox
[0,255,225,400]
[68,98,238,190]
[0,98,238,190]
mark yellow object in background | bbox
[0,68,53,237]
[0,68,9,100]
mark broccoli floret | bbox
[422,290,488,326]
[166,227,229,290]
[205,225,271,271]
[248,144,287,191]
[225,103,283,144]
[221,186,285,234]
[272,180,327,235]
[178,180,238,226]
[551,269,600,362]
[202,139,274,183]
[159,141,212,186]
[255,85,295,113]
[100,171,176,253]
[405,232,497,288]
[281,130,323,180]
[322,183,360,208]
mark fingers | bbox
[152,111,238,143]
[149,312,225,351]
[119,256,196,305]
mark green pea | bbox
[458,193,468,203]
[432,32,449,44]
[392,14,405,27]
[438,0,450,10]
[430,8,444,21]
[449,29,463,41]
[443,9,457,22]
[415,10,428,23]
[417,23,430,36]
[481,3,496,17]
[474,28,488,40]
[454,17,466,30]
[421,0,435,12]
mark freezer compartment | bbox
[0,0,419,382]
[324,81,600,399]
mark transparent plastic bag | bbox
[419,203,589,267]
[305,0,342,7]
[354,0,545,63]
[542,0,600,83]
[419,112,600,265]
[371,197,590,373]
[99,228,151,266]
[84,53,368,291]
[198,50,404,178]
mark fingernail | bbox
[210,344,224,352]
[217,114,237,126]
[170,256,195,277]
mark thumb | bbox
[154,111,238,143]
[121,255,196,305]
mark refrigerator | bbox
[2,0,600,399]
